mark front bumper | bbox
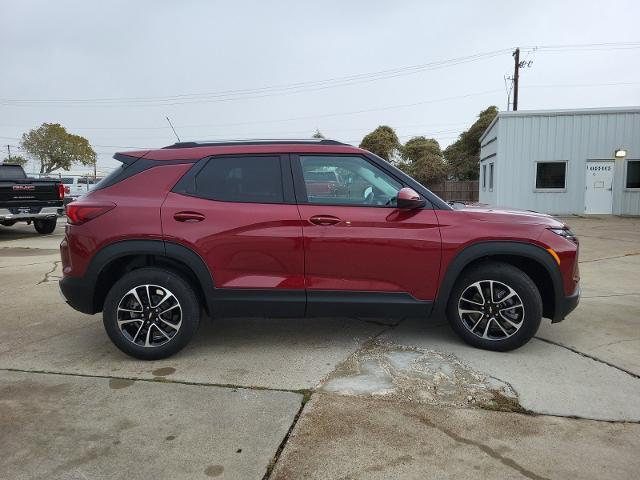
[552,285,580,323]
[59,276,97,315]
[0,206,61,222]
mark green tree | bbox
[20,123,96,174]
[312,129,325,139]
[398,136,446,186]
[444,106,498,180]
[2,154,28,167]
[359,125,400,162]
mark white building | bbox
[478,107,640,215]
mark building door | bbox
[585,160,614,214]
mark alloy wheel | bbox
[457,280,524,341]
[116,284,182,348]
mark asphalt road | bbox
[1,216,639,479]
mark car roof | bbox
[118,139,366,161]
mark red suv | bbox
[59,139,580,360]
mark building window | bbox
[489,163,494,191]
[626,160,640,189]
[535,162,566,190]
[482,164,487,190]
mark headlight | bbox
[548,227,578,244]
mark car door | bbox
[162,154,305,317]
[292,153,441,317]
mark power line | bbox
[0,49,512,107]
[3,42,638,108]
[1,79,637,135]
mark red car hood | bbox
[457,204,566,228]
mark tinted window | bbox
[60,177,74,184]
[536,162,566,189]
[95,163,127,189]
[626,161,640,189]
[195,156,283,203]
[300,155,401,206]
[0,165,27,180]
[482,164,487,189]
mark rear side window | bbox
[194,156,284,203]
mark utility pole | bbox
[512,47,520,111]
[6,144,11,161]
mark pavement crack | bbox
[409,413,551,480]
[534,336,640,379]
[262,392,311,479]
[582,292,639,299]
[579,252,640,263]
[37,260,61,285]
[0,367,311,396]
[0,261,53,269]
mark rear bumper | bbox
[552,285,580,323]
[0,206,61,221]
[59,276,97,314]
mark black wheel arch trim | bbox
[433,241,566,321]
[61,239,216,315]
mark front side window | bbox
[195,156,283,203]
[626,160,640,189]
[536,162,566,189]
[299,155,402,206]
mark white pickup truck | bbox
[60,176,98,203]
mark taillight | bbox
[66,202,115,225]
[58,183,65,200]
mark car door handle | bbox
[309,215,341,226]
[174,211,205,223]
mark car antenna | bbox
[165,116,181,142]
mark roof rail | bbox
[162,138,349,149]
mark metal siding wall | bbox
[496,111,640,215]
[613,113,640,215]
[479,120,498,205]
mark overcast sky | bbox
[1,0,639,173]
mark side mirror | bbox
[397,187,427,210]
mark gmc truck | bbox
[0,164,64,234]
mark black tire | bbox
[446,261,542,351]
[103,267,201,360]
[34,217,57,234]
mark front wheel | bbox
[446,262,542,351]
[103,268,201,360]
[34,217,57,234]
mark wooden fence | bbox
[427,180,479,203]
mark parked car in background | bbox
[0,164,64,234]
[58,139,580,360]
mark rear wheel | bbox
[34,217,57,234]
[446,262,542,351]
[103,268,200,360]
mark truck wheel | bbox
[34,217,57,234]
[446,262,542,351]
[103,268,201,360]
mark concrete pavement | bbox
[0,370,301,480]
[1,216,639,479]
